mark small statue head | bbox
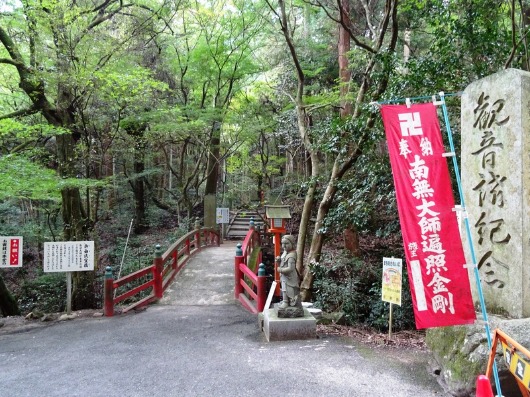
[281,235,296,252]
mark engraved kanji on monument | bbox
[461,68,530,318]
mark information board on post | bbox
[43,241,95,272]
[0,236,23,268]
[382,257,403,306]
[216,208,229,224]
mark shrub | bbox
[312,251,415,331]
[18,273,67,314]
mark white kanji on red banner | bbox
[381,103,476,329]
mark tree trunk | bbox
[204,121,221,228]
[0,275,20,317]
[133,158,148,234]
[300,166,339,301]
[295,148,319,277]
[338,0,360,255]
[58,133,95,310]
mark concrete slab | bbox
[263,307,316,342]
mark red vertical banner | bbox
[10,238,20,266]
[381,103,476,329]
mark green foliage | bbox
[18,273,66,314]
[312,252,377,325]
[366,271,416,331]
[0,155,61,201]
[312,251,415,331]
[0,119,69,143]
[322,149,400,237]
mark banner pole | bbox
[438,92,502,396]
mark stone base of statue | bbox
[262,305,316,342]
[274,304,304,318]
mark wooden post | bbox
[234,243,244,299]
[257,263,267,312]
[104,266,114,317]
[153,244,163,299]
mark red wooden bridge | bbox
[103,221,268,316]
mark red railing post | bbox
[257,263,267,312]
[104,266,114,317]
[234,243,244,299]
[153,244,164,299]
[172,248,178,270]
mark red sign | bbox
[10,238,20,266]
[0,236,22,268]
[381,103,476,329]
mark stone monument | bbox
[426,69,530,397]
[461,68,530,319]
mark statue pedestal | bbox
[262,307,316,342]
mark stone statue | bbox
[275,235,303,317]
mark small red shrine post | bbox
[264,205,291,296]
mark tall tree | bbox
[264,0,322,276]
[165,0,265,226]
[0,0,170,308]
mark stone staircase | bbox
[225,210,265,240]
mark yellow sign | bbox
[382,257,402,306]
[501,341,530,391]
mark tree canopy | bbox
[1,0,529,313]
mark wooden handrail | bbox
[104,227,220,316]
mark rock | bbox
[276,305,304,318]
[307,308,322,319]
[59,313,78,321]
[318,311,346,325]
[0,320,4,328]
[41,313,58,322]
[426,315,530,396]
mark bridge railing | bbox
[234,221,267,314]
[104,225,220,316]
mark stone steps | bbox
[225,210,265,239]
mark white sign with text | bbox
[43,241,95,272]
